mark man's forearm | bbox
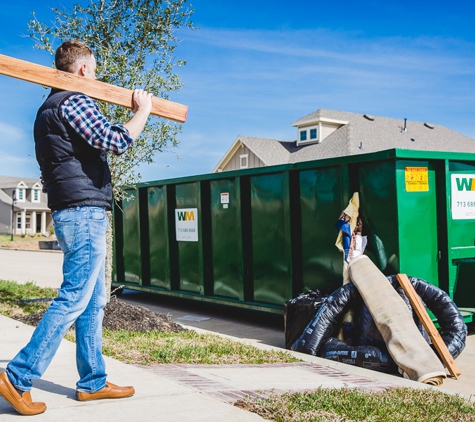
[123,109,150,141]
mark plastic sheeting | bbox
[283,287,333,350]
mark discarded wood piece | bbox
[0,54,188,123]
[396,273,461,379]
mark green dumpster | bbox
[112,149,475,322]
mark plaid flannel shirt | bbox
[61,94,133,155]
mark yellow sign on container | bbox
[405,167,429,192]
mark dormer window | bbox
[298,125,318,145]
[31,182,42,203]
[17,188,25,202]
[15,181,27,203]
[293,116,348,146]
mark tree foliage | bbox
[28,0,194,199]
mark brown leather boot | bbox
[0,372,46,415]
[76,381,135,401]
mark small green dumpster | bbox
[112,149,475,322]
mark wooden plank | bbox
[0,54,187,123]
[396,273,461,379]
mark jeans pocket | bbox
[55,222,80,254]
[90,208,107,221]
[53,210,81,254]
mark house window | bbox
[310,128,318,140]
[17,188,25,202]
[240,154,249,169]
[25,213,31,230]
[300,130,307,141]
[16,214,21,229]
[32,189,40,203]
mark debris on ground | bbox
[13,297,186,333]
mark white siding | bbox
[222,145,265,171]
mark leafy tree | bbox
[28,0,194,199]
[28,0,194,295]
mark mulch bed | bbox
[13,297,186,333]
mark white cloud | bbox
[0,122,28,144]
[183,28,475,75]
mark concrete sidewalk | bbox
[1,313,472,421]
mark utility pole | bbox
[10,189,16,241]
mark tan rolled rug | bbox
[348,255,446,385]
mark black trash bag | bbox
[386,275,467,359]
[284,287,333,350]
[291,283,363,355]
[319,337,398,374]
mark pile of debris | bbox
[13,297,185,333]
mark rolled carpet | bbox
[348,255,446,385]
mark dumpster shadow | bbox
[120,289,286,348]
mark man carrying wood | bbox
[0,40,152,416]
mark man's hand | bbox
[131,89,153,115]
[124,89,153,140]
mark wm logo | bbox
[177,211,195,221]
[455,178,475,191]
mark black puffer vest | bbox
[34,89,113,211]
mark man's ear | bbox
[77,62,87,77]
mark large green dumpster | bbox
[112,149,475,321]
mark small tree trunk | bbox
[105,210,113,302]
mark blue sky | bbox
[1,0,475,181]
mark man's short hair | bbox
[55,40,93,72]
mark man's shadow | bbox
[0,364,76,400]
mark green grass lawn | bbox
[0,279,299,365]
[236,387,475,422]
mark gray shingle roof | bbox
[238,136,295,166]
[238,109,475,166]
[0,176,41,189]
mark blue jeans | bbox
[7,206,109,393]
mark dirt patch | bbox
[13,297,186,333]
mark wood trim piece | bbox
[0,54,187,123]
[396,273,461,379]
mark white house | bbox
[0,176,52,236]
[213,108,475,172]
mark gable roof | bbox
[0,176,42,189]
[213,135,295,172]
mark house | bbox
[213,108,475,172]
[0,176,52,236]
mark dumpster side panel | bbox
[299,166,345,292]
[358,160,399,274]
[210,178,241,299]
[250,173,290,304]
[396,160,439,286]
[121,190,141,284]
[147,185,170,289]
[175,183,201,293]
